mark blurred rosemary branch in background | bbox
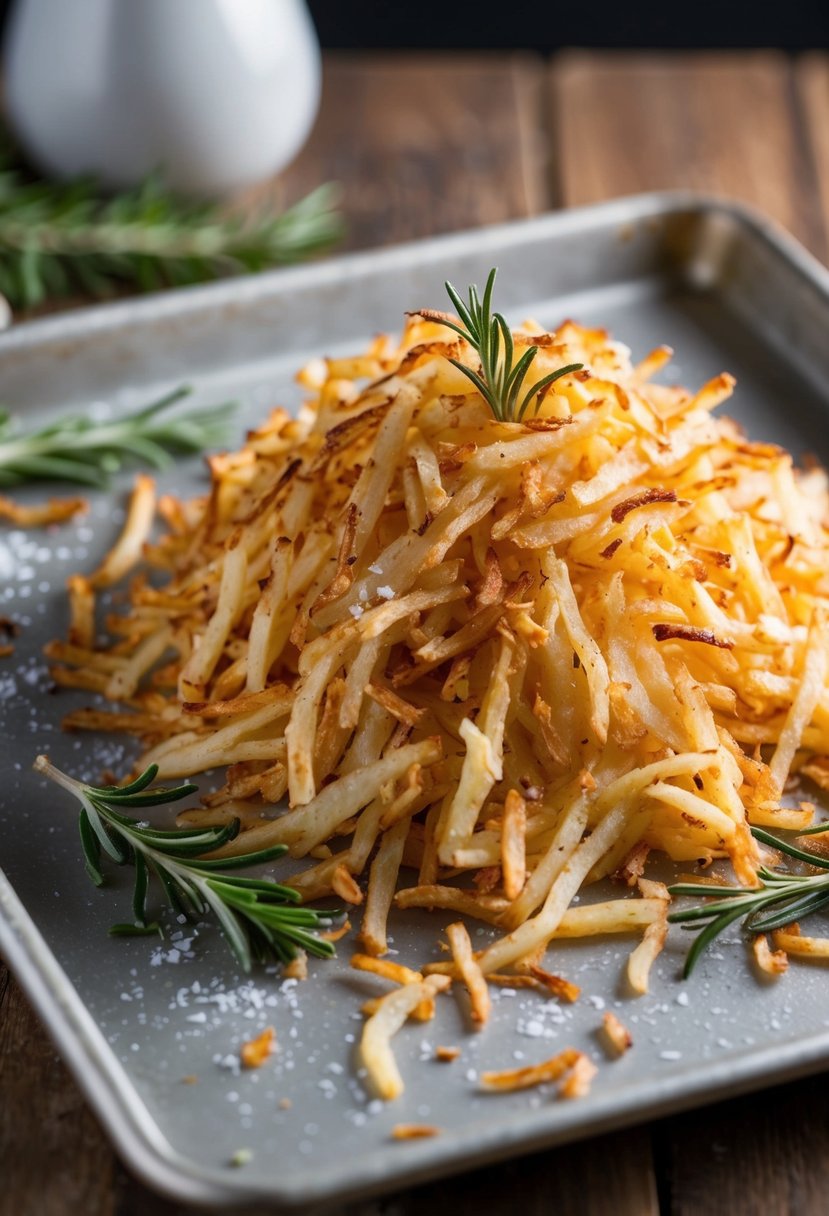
[0,136,343,310]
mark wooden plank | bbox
[658,1073,829,1216]
[350,1126,658,1216]
[795,52,829,258]
[0,963,118,1216]
[552,51,828,260]
[275,52,549,249]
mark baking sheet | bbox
[3,193,829,1209]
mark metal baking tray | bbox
[3,192,829,1209]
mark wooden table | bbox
[4,49,829,1216]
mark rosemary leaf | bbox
[419,267,583,423]
[669,824,829,977]
[0,385,235,488]
[109,922,163,938]
[34,755,340,972]
[0,136,342,310]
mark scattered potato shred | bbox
[240,1026,276,1070]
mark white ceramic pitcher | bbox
[2,0,321,195]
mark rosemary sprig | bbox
[34,755,338,972]
[419,267,582,423]
[0,138,342,310]
[668,825,829,977]
[0,386,235,488]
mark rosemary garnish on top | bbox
[0,386,234,488]
[669,824,829,977]
[35,756,338,971]
[418,267,583,423]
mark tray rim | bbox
[4,189,829,1209]
[1,188,829,359]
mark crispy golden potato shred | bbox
[53,313,829,1070]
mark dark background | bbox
[305,1,829,50]
[0,1,827,50]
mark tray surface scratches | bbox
[3,196,829,1208]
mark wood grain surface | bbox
[3,49,829,1216]
[553,51,828,262]
[283,54,548,246]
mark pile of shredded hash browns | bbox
[51,311,829,1004]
